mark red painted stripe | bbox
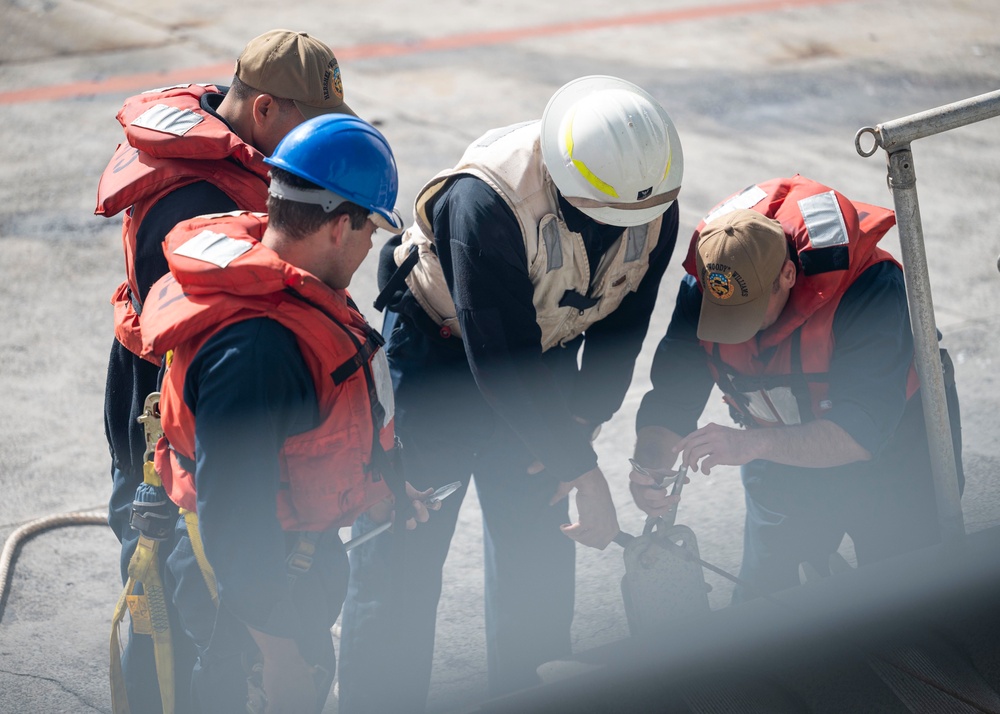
[0,0,851,105]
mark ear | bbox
[327,213,351,246]
[251,93,277,128]
[781,259,797,289]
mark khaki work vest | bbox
[394,121,663,352]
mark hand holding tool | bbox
[344,481,462,551]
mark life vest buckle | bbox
[285,532,321,577]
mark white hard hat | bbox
[540,75,683,227]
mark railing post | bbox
[856,89,1000,543]
[884,146,965,543]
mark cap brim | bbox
[540,75,683,228]
[295,99,357,120]
[697,291,770,345]
[371,208,404,235]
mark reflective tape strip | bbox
[371,348,395,428]
[564,109,618,198]
[798,191,850,248]
[132,103,203,136]
[541,218,563,272]
[702,184,768,226]
[743,386,803,426]
[173,229,252,268]
[625,225,647,263]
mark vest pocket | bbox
[279,425,366,530]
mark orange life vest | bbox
[95,84,271,364]
[681,175,917,427]
[141,212,394,531]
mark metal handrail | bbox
[855,89,1000,543]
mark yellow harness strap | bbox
[179,509,218,605]
[109,392,175,714]
[110,462,175,714]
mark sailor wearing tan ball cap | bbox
[694,208,793,345]
[630,175,963,605]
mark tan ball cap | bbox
[235,29,355,119]
[695,209,788,344]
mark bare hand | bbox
[628,468,684,518]
[558,467,620,549]
[401,481,436,530]
[674,422,760,475]
[364,482,437,530]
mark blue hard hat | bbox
[265,114,403,232]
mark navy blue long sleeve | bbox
[636,274,716,438]
[432,176,678,482]
[572,202,678,425]
[183,317,320,636]
[824,261,914,457]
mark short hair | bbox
[229,75,298,114]
[267,167,369,239]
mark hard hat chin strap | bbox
[269,176,404,234]
[268,176,347,213]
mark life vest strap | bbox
[710,332,828,428]
[373,243,419,313]
[331,330,385,386]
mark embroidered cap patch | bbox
[706,268,735,300]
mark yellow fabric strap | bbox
[142,460,162,487]
[109,535,175,714]
[111,390,175,713]
[181,509,218,605]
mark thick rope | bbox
[0,508,108,622]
